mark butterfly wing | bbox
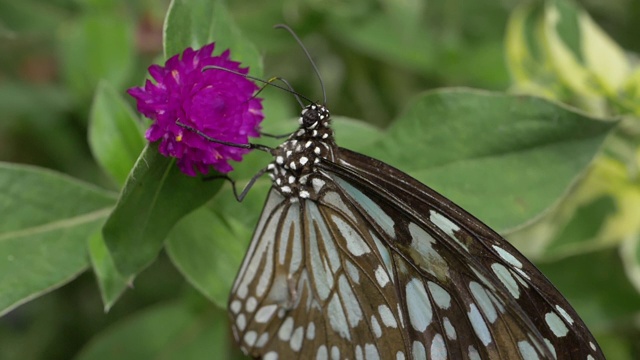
[319,147,604,360]
[228,146,603,360]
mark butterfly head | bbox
[299,104,331,131]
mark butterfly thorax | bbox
[268,104,336,199]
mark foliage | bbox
[1,0,639,358]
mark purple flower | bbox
[127,43,264,176]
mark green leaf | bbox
[505,2,564,98]
[363,89,617,231]
[87,231,130,312]
[103,144,223,279]
[165,176,272,307]
[547,195,617,251]
[578,6,631,95]
[543,0,630,98]
[58,12,135,102]
[0,163,117,316]
[330,13,436,74]
[88,81,145,186]
[334,116,385,152]
[166,207,254,308]
[546,0,583,63]
[621,233,640,294]
[163,0,262,76]
[75,301,244,360]
[508,154,640,259]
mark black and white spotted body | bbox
[268,104,335,200]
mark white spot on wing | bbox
[492,245,523,268]
[328,294,351,340]
[428,282,451,309]
[256,333,269,347]
[412,341,426,359]
[333,176,396,238]
[339,275,363,327]
[555,305,574,325]
[408,223,448,277]
[517,340,538,360]
[290,326,304,351]
[371,315,382,338]
[263,351,278,360]
[236,314,246,331]
[307,322,316,340]
[244,331,257,346]
[443,317,456,340]
[255,304,277,323]
[331,215,371,256]
[246,297,257,312]
[545,312,569,337]
[491,263,521,298]
[365,343,380,360]
[544,338,556,358]
[429,210,460,237]
[345,261,360,283]
[308,211,332,300]
[375,265,390,287]
[405,279,432,332]
[378,304,398,328]
[312,178,326,192]
[317,345,328,360]
[469,282,498,323]
[278,316,294,341]
[431,333,447,360]
[230,300,241,314]
[468,304,492,345]
[468,346,481,360]
[311,204,341,271]
[331,346,340,360]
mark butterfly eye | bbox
[301,107,320,128]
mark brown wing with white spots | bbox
[315,147,605,360]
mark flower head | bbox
[128,43,263,175]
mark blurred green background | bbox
[1,0,640,359]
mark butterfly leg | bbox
[176,121,272,153]
[203,167,269,202]
[259,131,292,139]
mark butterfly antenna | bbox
[274,24,327,106]
[254,77,305,108]
[202,65,313,105]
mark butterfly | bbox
[209,26,606,360]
